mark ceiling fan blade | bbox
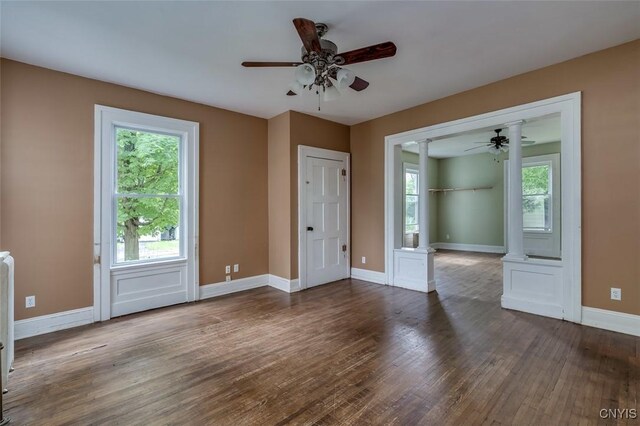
[293,18,322,54]
[464,145,488,152]
[337,41,397,65]
[349,76,369,91]
[242,61,303,67]
[286,90,297,96]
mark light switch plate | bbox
[233,264,239,273]
[225,265,231,274]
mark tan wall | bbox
[1,59,269,320]
[268,112,292,279]
[351,40,640,315]
[289,111,350,279]
[266,111,350,280]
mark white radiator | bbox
[0,252,14,391]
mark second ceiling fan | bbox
[242,18,397,104]
[465,128,536,155]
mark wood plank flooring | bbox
[5,250,639,425]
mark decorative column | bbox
[504,120,527,261]
[417,139,435,292]
[417,139,430,250]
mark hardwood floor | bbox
[6,250,639,425]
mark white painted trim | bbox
[385,92,581,322]
[431,243,505,254]
[581,307,640,337]
[298,146,351,290]
[501,295,563,319]
[268,275,301,293]
[199,274,269,300]
[351,268,387,285]
[15,307,94,340]
[94,105,199,321]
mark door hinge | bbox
[342,244,347,252]
[93,255,101,265]
[341,169,347,177]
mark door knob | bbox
[307,227,314,231]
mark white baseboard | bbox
[501,295,563,320]
[432,242,505,254]
[581,307,640,337]
[351,268,387,285]
[268,275,301,293]
[199,274,270,300]
[15,307,94,340]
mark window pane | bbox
[116,128,180,195]
[522,165,549,195]
[523,194,551,230]
[405,194,418,230]
[405,171,418,195]
[116,197,180,262]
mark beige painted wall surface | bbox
[1,59,269,320]
[268,112,292,279]
[289,111,350,279]
[351,40,640,315]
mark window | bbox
[404,165,419,234]
[114,127,182,263]
[522,162,552,232]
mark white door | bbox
[94,106,199,320]
[304,154,349,288]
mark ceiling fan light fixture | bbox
[336,68,355,90]
[289,81,304,95]
[488,145,501,155]
[501,145,509,153]
[295,63,316,85]
[323,84,341,101]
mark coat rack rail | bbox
[428,186,493,193]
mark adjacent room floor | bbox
[5,251,639,425]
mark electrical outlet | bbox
[225,275,231,282]
[25,295,35,308]
[362,257,366,264]
[233,264,239,273]
[610,287,621,301]
[225,265,231,274]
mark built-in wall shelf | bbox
[429,186,493,194]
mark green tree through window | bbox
[116,128,180,261]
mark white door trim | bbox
[93,105,199,321]
[298,146,351,290]
[385,92,582,322]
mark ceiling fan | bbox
[242,18,397,108]
[465,128,535,155]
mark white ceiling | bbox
[404,114,560,158]
[1,1,638,125]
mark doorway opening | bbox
[398,114,562,304]
[385,93,581,323]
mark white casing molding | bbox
[268,275,301,293]
[351,268,387,285]
[199,274,270,300]
[581,307,640,337]
[432,243,505,254]
[15,307,94,340]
